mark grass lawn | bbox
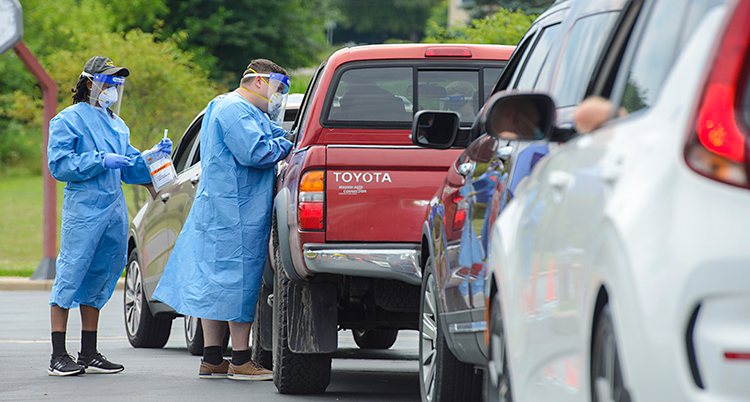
[0,175,138,277]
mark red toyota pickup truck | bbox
[251,43,514,394]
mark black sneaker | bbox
[77,352,124,374]
[48,354,85,376]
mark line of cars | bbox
[415,0,750,400]
[428,0,749,401]
[122,0,750,399]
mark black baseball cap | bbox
[82,56,130,77]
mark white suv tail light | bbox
[684,0,750,188]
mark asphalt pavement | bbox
[0,284,421,402]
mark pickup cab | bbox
[253,43,514,394]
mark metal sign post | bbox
[1,0,59,279]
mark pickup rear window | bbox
[325,62,506,126]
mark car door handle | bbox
[458,162,475,177]
[548,171,575,204]
[497,146,513,161]
[160,193,171,203]
[190,174,200,186]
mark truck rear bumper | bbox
[302,243,422,285]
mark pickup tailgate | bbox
[326,146,461,242]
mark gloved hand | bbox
[153,138,173,155]
[280,139,293,157]
[103,153,133,169]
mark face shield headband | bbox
[241,69,291,125]
[84,72,126,115]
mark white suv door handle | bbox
[548,171,575,204]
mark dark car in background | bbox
[411,1,628,401]
[122,93,302,354]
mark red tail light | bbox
[685,0,750,188]
[452,191,468,231]
[299,170,324,230]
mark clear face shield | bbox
[441,95,472,113]
[244,70,291,125]
[88,73,125,115]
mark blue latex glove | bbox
[103,153,133,169]
[154,138,173,155]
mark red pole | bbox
[14,41,58,279]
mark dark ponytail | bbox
[71,76,89,104]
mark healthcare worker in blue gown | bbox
[153,59,293,380]
[46,56,172,376]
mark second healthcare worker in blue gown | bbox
[153,58,293,380]
[46,56,173,376]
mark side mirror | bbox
[285,129,296,143]
[481,92,556,141]
[411,110,460,149]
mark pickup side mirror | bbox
[481,92,556,141]
[411,110,460,149]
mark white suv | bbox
[483,0,750,401]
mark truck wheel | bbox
[124,248,172,348]
[252,283,273,370]
[419,257,482,402]
[272,243,331,394]
[352,329,398,350]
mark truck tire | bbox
[124,248,172,348]
[352,329,398,350]
[252,283,273,370]
[419,257,482,402]
[272,243,331,394]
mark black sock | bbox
[232,349,250,366]
[51,331,67,358]
[81,330,97,357]
[203,346,223,365]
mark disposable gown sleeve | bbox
[224,115,293,169]
[120,143,152,185]
[47,115,107,182]
[270,121,287,139]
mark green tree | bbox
[464,0,554,18]
[0,0,221,188]
[95,0,169,33]
[333,0,441,43]
[423,8,533,45]
[159,0,334,85]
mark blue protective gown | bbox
[153,92,292,322]
[48,102,151,310]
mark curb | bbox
[0,277,125,291]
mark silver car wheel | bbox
[124,259,143,336]
[420,273,438,402]
[185,316,199,344]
